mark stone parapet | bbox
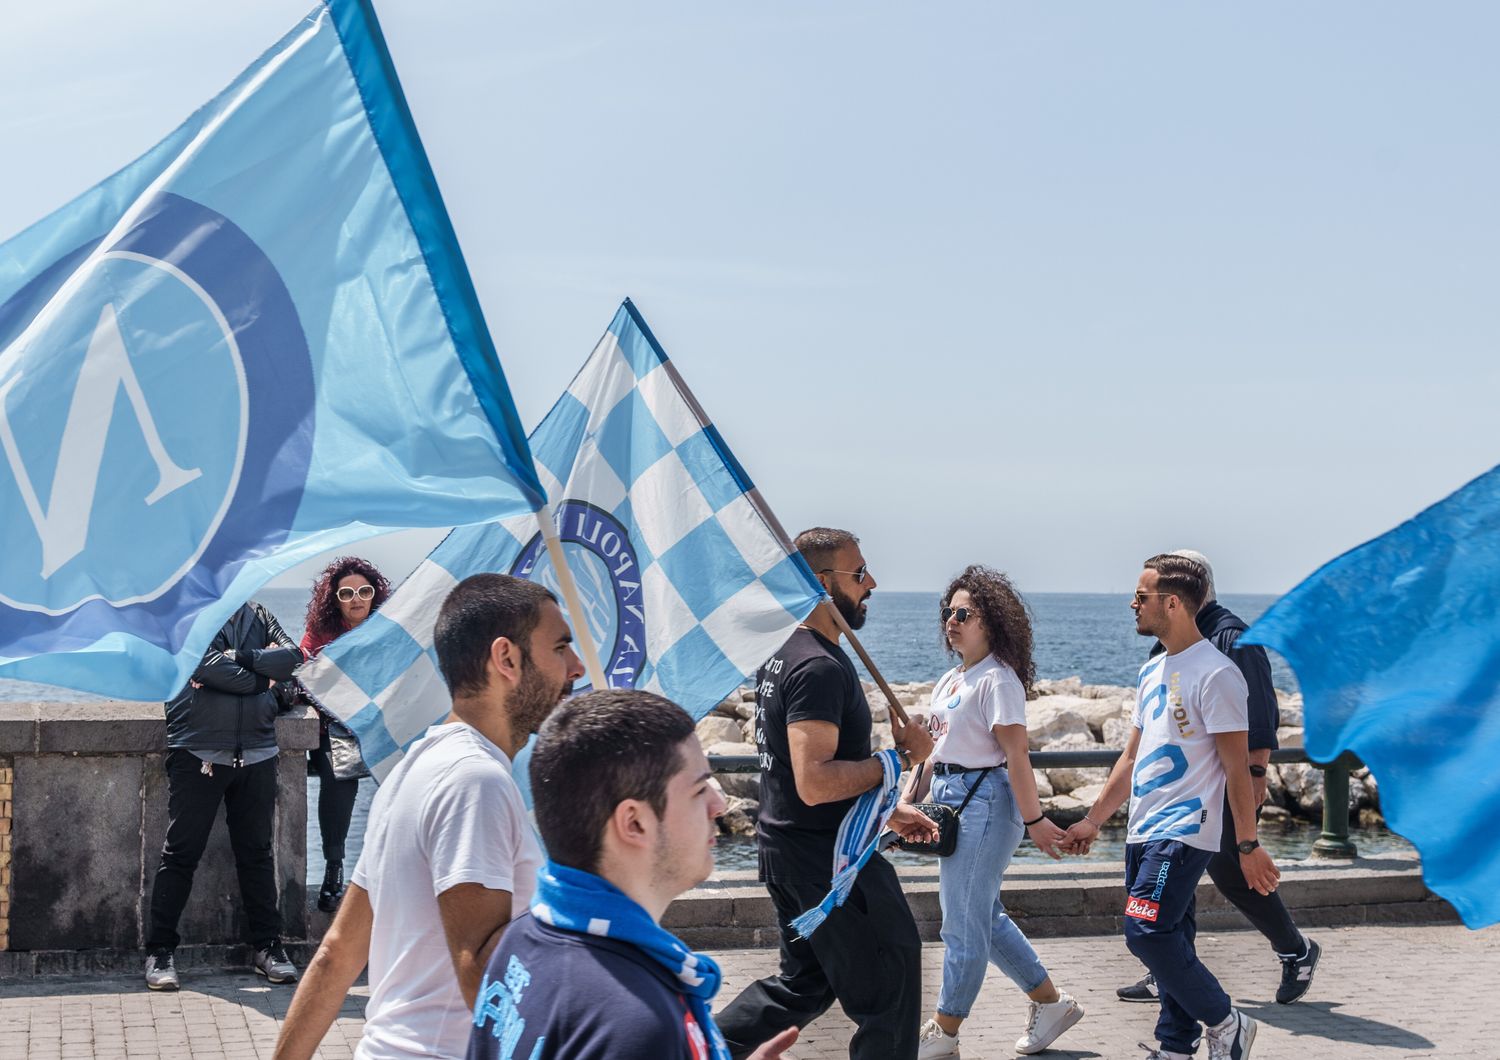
[0,701,318,971]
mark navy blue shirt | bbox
[467,913,711,1060]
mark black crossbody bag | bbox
[895,763,995,857]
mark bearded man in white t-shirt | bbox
[1064,555,1279,1060]
[274,574,584,1060]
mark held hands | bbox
[888,802,941,845]
[1241,846,1281,895]
[1027,816,1067,860]
[1061,817,1101,856]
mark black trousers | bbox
[309,727,360,864]
[146,750,281,951]
[1207,799,1302,955]
[716,856,923,1060]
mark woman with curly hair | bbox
[911,565,1084,1058]
[301,556,391,912]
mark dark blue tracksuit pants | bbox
[1124,840,1233,1055]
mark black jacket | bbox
[165,602,303,756]
[1149,601,1279,751]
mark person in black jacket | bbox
[1116,551,1322,1008]
[144,600,305,992]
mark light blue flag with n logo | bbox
[0,1,545,699]
[301,300,825,781]
[1242,464,1500,928]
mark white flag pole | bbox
[536,502,610,692]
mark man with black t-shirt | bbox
[716,527,937,1060]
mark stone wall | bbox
[0,701,318,973]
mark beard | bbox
[832,583,870,631]
[509,655,573,738]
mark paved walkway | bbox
[0,923,1494,1058]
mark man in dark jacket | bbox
[1117,551,1322,1007]
[144,600,304,991]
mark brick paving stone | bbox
[0,923,1495,1057]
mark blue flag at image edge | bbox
[1241,464,1500,929]
[301,300,826,783]
[0,1,543,699]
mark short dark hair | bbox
[794,527,859,576]
[529,689,696,874]
[1144,553,1209,614]
[433,574,556,697]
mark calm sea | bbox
[0,589,1312,877]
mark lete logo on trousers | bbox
[0,193,313,642]
[1125,895,1161,922]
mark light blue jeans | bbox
[933,767,1049,1018]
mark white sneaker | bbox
[1015,992,1084,1054]
[917,1018,962,1059]
[1205,1009,1257,1060]
[1138,1045,1190,1060]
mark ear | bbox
[487,635,525,686]
[606,798,654,854]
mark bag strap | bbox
[952,767,996,818]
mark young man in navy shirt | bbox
[467,690,797,1060]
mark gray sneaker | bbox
[253,941,298,984]
[144,950,179,991]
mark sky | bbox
[2,1,1496,596]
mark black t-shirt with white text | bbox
[753,627,874,883]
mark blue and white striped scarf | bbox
[790,748,904,938]
[531,860,731,1060]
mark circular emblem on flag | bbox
[511,500,646,691]
[0,192,314,644]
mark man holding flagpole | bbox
[716,528,937,1060]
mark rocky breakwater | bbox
[697,677,1383,837]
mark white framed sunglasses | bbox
[336,584,376,602]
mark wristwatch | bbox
[1237,839,1260,855]
[1248,764,1267,778]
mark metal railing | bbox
[707,746,1362,859]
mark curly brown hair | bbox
[305,556,392,645]
[939,565,1036,694]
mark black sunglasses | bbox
[941,606,975,624]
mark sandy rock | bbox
[1044,693,1130,739]
[1026,702,1093,749]
[872,726,895,751]
[1259,804,1291,825]
[1276,761,1323,816]
[1082,683,1133,700]
[712,697,740,719]
[1101,715,1135,749]
[1041,732,1110,794]
[716,771,760,799]
[1040,793,1088,825]
[740,719,756,743]
[740,687,757,702]
[1266,763,1286,807]
[1034,676,1084,697]
[1276,691,1304,728]
[705,741,757,759]
[718,796,759,836]
[735,702,756,721]
[1277,726,1304,749]
[1033,770,1054,800]
[696,716,743,748]
[1066,781,1126,822]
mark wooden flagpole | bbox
[821,599,911,727]
[536,502,610,692]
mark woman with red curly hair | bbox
[301,556,391,912]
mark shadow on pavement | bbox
[1236,999,1435,1050]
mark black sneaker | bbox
[1276,937,1321,1004]
[318,860,346,913]
[1117,972,1158,1003]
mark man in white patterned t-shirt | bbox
[1065,555,1279,1060]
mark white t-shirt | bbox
[351,723,542,1060]
[927,655,1029,769]
[1127,639,1249,853]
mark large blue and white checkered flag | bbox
[301,300,824,780]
